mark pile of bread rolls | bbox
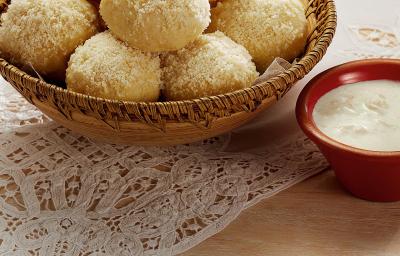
[0,0,308,102]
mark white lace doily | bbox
[0,81,328,255]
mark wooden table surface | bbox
[182,170,400,256]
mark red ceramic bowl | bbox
[296,59,400,202]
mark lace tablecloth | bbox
[0,0,399,255]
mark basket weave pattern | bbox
[0,0,336,144]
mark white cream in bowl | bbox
[312,80,400,151]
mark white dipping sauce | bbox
[313,80,400,152]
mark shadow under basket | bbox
[0,0,336,145]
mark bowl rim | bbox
[296,58,400,158]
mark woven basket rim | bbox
[0,0,337,113]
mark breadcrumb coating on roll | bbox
[209,0,308,71]
[162,31,259,101]
[66,32,161,102]
[0,0,99,80]
[100,0,211,52]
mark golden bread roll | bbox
[162,31,259,101]
[100,0,211,52]
[0,0,99,80]
[209,0,308,71]
[67,32,161,102]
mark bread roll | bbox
[209,0,308,71]
[66,32,161,102]
[162,32,259,101]
[100,0,211,52]
[0,0,99,80]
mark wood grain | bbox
[183,170,400,256]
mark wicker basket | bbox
[0,0,336,145]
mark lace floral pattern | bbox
[0,82,328,255]
[340,16,400,59]
[0,83,49,133]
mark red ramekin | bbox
[296,59,400,202]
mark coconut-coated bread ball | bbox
[100,0,211,52]
[66,32,161,102]
[162,31,259,101]
[0,0,99,80]
[209,0,308,71]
